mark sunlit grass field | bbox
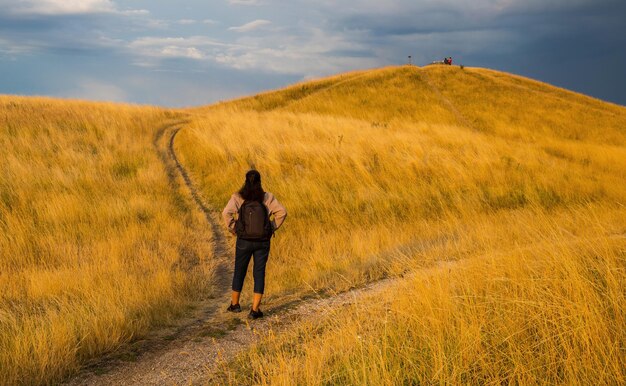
[1,64,624,385]
[231,215,624,384]
[0,97,213,384]
[178,65,626,383]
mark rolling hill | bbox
[1,65,625,384]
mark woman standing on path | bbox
[222,170,287,319]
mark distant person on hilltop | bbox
[222,170,287,320]
[443,57,449,65]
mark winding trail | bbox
[167,126,229,260]
[66,120,426,385]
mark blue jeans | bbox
[232,238,271,294]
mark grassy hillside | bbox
[176,65,626,383]
[1,64,624,385]
[178,65,625,295]
[0,97,213,384]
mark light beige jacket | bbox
[222,192,287,234]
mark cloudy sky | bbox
[1,0,625,107]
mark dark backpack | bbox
[235,200,273,240]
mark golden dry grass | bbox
[178,66,625,295]
[0,97,213,385]
[176,65,626,383]
[1,64,625,385]
[230,213,625,384]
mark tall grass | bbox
[0,97,213,384]
[176,66,626,383]
[177,66,625,297]
[228,211,625,384]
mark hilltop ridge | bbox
[189,65,626,146]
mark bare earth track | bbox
[67,120,432,385]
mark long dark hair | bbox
[238,170,265,202]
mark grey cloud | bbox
[332,0,621,38]
[127,36,241,64]
[309,0,616,16]
[123,27,378,77]
[215,26,379,76]
[228,0,262,5]
[0,0,147,16]
[0,3,157,58]
[319,0,626,63]
[0,0,114,16]
[228,19,271,32]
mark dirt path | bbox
[166,126,230,260]
[71,273,406,385]
[67,121,423,385]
